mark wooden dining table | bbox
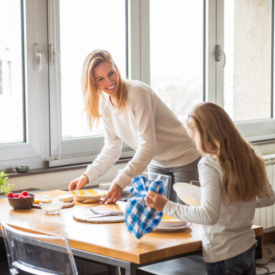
[0,190,263,275]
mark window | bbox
[0,60,3,94]
[0,0,25,144]
[58,0,126,140]
[150,0,204,122]
[0,0,275,171]
[216,0,275,141]
[224,0,272,121]
[47,0,132,165]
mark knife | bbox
[88,213,124,219]
[90,208,124,216]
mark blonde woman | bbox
[69,49,201,204]
[145,102,275,274]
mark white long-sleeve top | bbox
[163,155,275,263]
[84,80,200,189]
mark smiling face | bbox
[93,62,119,99]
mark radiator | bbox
[253,154,275,229]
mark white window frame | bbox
[215,0,275,142]
[1,0,275,171]
[0,0,50,172]
[47,0,135,167]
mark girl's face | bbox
[187,122,201,152]
[193,131,201,152]
[93,62,119,98]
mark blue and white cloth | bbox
[124,176,165,239]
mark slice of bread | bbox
[57,194,74,202]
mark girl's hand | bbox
[145,191,168,212]
[103,182,123,204]
[69,174,89,191]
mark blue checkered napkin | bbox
[125,176,165,239]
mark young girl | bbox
[145,102,275,275]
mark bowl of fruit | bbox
[7,191,35,209]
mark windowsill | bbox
[7,158,132,178]
[250,138,275,146]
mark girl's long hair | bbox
[81,49,127,129]
[187,102,272,204]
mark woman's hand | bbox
[145,191,168,212]
[69,174,89,191]
[103,182,123,204]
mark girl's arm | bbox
[162,161,221,226]
[256,183,275,208]
[83,119,123,183]
[112,88,157,190]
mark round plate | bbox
[173,183,201,206]
[155,222,192,232]
[70,189,106,202]
[73,210,125,223]
[159,215,187,227]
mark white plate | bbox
[159,215,187,227]
[70,189,107,202]
[173,182,201,206]
[155,222,192,232]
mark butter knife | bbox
[88,213,124,219]
[90,208,124,216]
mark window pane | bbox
[60,0,126,140]
[224,0,271,121]
[0,1,24,144]
[150,0,203,123]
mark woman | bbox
[145,102,275,274]
[69,49,201,204]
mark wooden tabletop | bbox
[0,190,263,265]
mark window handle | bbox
[215,45,226,68]
[34,44,44,72]
[49,44,60,73]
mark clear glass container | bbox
[39,199,64,215]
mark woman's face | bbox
[93,62,119,98]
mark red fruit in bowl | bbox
[13,194,19,198]
[22,191,28,196]
[7,193,14,198]
[18,195,24,199]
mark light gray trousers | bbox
[148,157,201,204]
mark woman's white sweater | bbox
[84,80,200,189]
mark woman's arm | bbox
[112,88,157,190]
[83,119,123,183]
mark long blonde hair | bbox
[187,102,272,204]
[81,49,127,129]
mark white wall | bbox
[9,163,127,192]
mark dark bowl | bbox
[8,194,34,209]
[15,166,29,173]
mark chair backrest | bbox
[1,222,78,275]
